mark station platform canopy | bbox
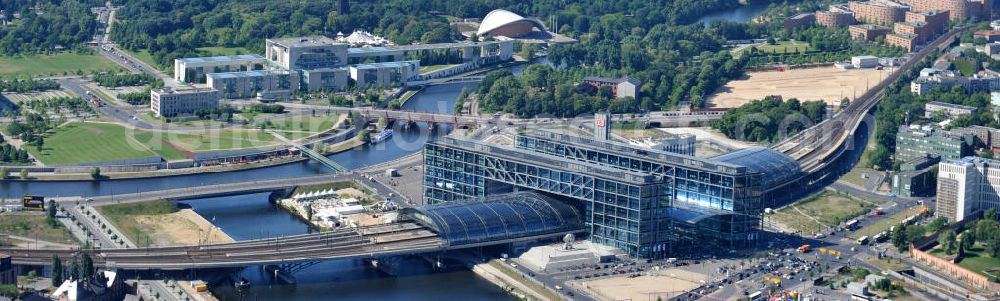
[400,192,584,246]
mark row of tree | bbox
[92,72,158,88]
[0,78,60,93]
[117,90,151,105]
[0,135,30,164]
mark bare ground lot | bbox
[576,268,706,301]
[707,67,893,108]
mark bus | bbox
[845,219,859,230]
[797,244,811,253]
[857,236,869,245]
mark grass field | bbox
[931,244,1000,278]
[420,64,459,74]
[197,46,253,56]
[0,213,77,245]
[26,122,158,165]
[953,59,978,77]
[267,114,339,133]
[130,131,190,161]
[849,207,921,240]
[0,53,122,77]
[123,48,160,69]
[769,191,877,235]
[148,129,280,151]
[96,200,178,247]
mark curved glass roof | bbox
[400,192,583,246]
[712,147,802,189]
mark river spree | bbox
[183,193,510,301]
[0,82,475,198]
[698,2,770,26]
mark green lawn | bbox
[153,129,280,151]
[769,191,877,235]
[0,213,78,245]
[0,53,122,77]
[196,46,253,56]
[131,131,191,161]
[25,122,159,165]
[931,244,1000,279]
[122,48,160,69]
[267,114,339,133]
[953,59,978,77]
[96,200,177,247]
[850,207,921,240]
[420,64,459,74]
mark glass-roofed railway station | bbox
[421,130,802,259]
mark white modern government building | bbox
[937,157,1000,222]
[152,35,514,117]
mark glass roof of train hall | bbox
[400,192,584,246]
[711,147,802,189]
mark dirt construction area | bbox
[576,268,706,301]
[707,66,893,108]
[130,209,234,246]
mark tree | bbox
[305,204,314,221]
[940,230,957,255]
[81,253,94,279]
[892,223,908,252]
[985,208,997,221]
[19,168,27,179]
[927,217,948,233]
[0,167,6,180]
[358,129,371,142]
[69,258,80,280]
[90,167,101,179]
[52,255,63,287]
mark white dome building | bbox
[477,9,546,38]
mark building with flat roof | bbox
[849,1,909,25]
[349,60,419,88]
[174,54,267,84]
[850,24,891,41]
[891,154,940,197]
[937,157,1000,222]
[925,101,977,118]
[952,125,1000,150]
[150,87,222,117]
[904,0,990,21]
[904,10,949,36]
[581,76,641,99]
[423,130,802,258]
[852,55,880,68]
[895,125,974,162]
[206,70,293,100]
[887,32,919,51]
[975,30,1000,42]
[265,35,349,70]
[784,13,816,31]
[816,4,857,27]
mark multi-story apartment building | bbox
[904,0,991,21]
[952,125,1000,150]
[895,124,974,162]
[849,0,909,25]
[887,32,919,51]
[925,101,978,118]
[904,10,949,36]
[784,13,816,31]
[937,157,1000,222]
[817,5,857,27]
[850,24,892,41]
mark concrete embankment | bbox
[471,260,562,301]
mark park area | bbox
[97,200,232,247]
[22,122,158,165]
[0,52,122,77]
[0,212,77,247]
[768,190,877,235]
[706,66,891,108]
[930,242,1000,280]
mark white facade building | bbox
[174,54,267,84]
[852,55,880,68]
[150,87,222,117]
[937,157,1000,222]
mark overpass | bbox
[280,103,725,128]
[765,26,965,197]
[4,192,584,269]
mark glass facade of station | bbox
[423,131,791,258]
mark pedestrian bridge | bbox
[4,193,583,269]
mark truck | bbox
[857,236,869,245]
[845,219,859,231]
[797,244,810,253]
